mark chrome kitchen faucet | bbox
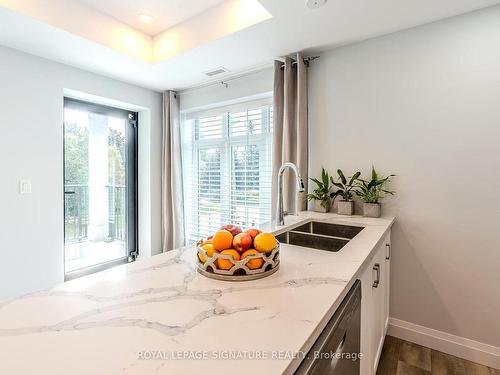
[276,162,305,226]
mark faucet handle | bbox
[297,178,305,193]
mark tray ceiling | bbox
[78,0,226,36]
[1,0,500,91]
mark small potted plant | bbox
[330,169,360,216]
[307,167,332,213]
[356,166,395,218]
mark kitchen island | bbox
[0,212,394,375]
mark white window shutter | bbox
[183,101,273,243]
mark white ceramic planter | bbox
[363,203,381,218]
[337,200,354,215]
[313,199,330,213]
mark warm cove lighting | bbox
[0,0,271,64]
[234,0,271,28]
[111,28,153,62]
[153,0,272,62]
[139,14,153,24]
[155,32,180,61]
[224,0,272,44]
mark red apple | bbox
[232,233,252,253]
[220,224,242,237]
[245,228,262,240]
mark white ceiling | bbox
[1,0,500,91]
[77,0,226,36]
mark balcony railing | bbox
[64,184,88,242]
[108,185,126,241]
[64,184,126,243]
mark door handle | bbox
[385,243,391,260]
[373,263,381,288]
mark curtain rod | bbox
[280,55,320,69]
[178,56,320,93]
[177,65,273,93]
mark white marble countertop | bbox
[0,212,394,375]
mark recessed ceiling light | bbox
[139,14,153,24]
[306,0,327,9]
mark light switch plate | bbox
[19,179,32,194]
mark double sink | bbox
[276,221,364,252]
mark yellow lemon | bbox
[198,243,216,263]
[200,239,212,247]
[253,232,277,253]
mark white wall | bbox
[309,6,500,349]
[0,46,162,300]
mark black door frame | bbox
[63,98,139,280]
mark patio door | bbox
[63,98,138,279]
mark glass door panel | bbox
[63,99,137,278]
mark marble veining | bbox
[0,212,394,375]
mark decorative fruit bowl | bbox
[196,225,280,281]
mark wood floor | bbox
[376,336,500,375]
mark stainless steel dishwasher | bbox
[295,280,361,375]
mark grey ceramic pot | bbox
[363,203,381,218]
[313,199,330,213]
[337,200,354,215]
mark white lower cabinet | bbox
[360,231,391,375]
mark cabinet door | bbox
[371,245,386,374]
[360,230,392,375]
[383,233,391,333]
[359,256,374,375]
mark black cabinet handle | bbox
[373,263,381,288]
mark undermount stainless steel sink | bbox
[276,221,364,252]
[293,221,364,239]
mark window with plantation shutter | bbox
[182,99,273,243]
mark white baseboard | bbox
[388,318,500,370]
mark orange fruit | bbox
[216,249,240,270]
[241,249,263,270]
[254,232,277,253]
[212,230,233,251]
[198,243,216,263]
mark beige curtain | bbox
[272,53,308,218]
[162,91,185,251]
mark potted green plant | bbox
[330,169,360,215]
[307,167,332,213]
[356,166,395,218]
